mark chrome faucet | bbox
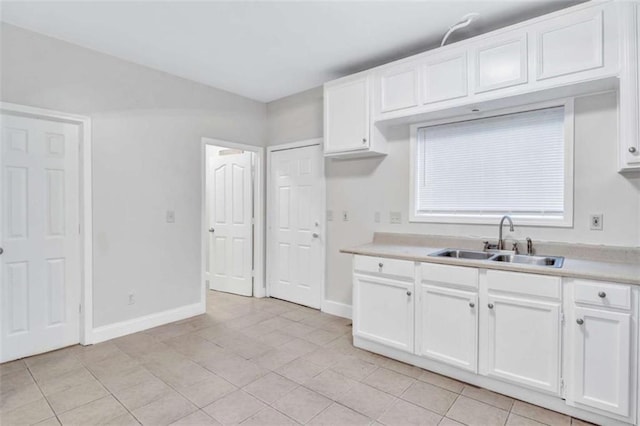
[497,215,514,250]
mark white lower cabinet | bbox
[416,264,478,372]
[481,270,562,395]
[351,257,637,425]
[353,257,414,352]
[567,279,633,419]
[483,293,561,394]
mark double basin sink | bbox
[430,248,564,268]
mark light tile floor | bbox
[1,291,596,426]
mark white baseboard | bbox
[322,299,352,320]
[90,302,205,344]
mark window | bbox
[410,101,573,226]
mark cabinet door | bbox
[324,75,370,154]
[353,274,414,352]
[377,64,419,114]
[473,33,527,93]
[417,284,477,372]
[422,51,468,104]
[571,307,631,417]
[534,6,604,81]
[484,294,561,394]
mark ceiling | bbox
[0,1,581,103]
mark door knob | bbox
[469,302,475,308]
[487,303,494,309]
[208,228,215,233]
[312,233,319,238]
[576,318,584,325]
[598,291,606,298]
[0,247,3,255]
[629,147,637,153]
[406,291,412,296]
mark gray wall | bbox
[267,89,640,307]
[1,23,267,327]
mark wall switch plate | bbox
[590,214,603,230]
[342,211,349,222]
[166,210,175,223]
[390,211,402,224]
[374,211,381,223]
[327,210,333,222]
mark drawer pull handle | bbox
[469,302,475,308]
[378,263,383,268]
[577,318,584,325]
[487,303,494,309]
[406,291,412,296]
[598,291,606,298]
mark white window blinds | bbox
[415,106,566,220]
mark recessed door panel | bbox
[46,258,66,326]
[5,167,28,240]
[6,261,29,334]
[422,52,468,104]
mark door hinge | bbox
[560,378,565,393]
[560,312,565,323]
[251,269,255,277]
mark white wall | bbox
[1,23,267,328]
[267,89,640,306]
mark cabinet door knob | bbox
[406,291,412,296]
[576,318,584,325]
[208,228,215,233]
[629,146,637,153]
[362,138,367,144]
[598,291,606,298]
[487,303,494,309]
[378,263,383,268]
[469,302,475,308]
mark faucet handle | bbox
[526,237,533,255]
[511,242,519,254]
[483,241,490,251]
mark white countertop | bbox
[341,242,640,285]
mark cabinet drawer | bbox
[420,263,478,289]
[487,270,561,300]
[573,280,631,311]
[354,255,415,279]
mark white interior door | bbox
[1,114,80,362]
[207,148,253,296]
[269,144,323,309]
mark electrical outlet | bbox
[128,292,135,305]
[327,210,333,222]
[166,210,175,223]
[342,211,349,222]
[390,211,402,224]
[590,214,603,231]
[374,211,381,223]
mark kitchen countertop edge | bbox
[341,243,640,286]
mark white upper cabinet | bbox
[533,6,607,82]
[619,2,640,172]
[324,73,387,158]
[473,33,528,93]
[365,1,621,122]
[377,62,420,114]
[422,50,468,104]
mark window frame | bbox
[409,98,575,227]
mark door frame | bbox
[0,101,94,348]
[201,137,265,304]
[266,138,326,309]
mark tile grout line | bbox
[24,363,61,425]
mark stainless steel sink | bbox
[430,248,494,260]
[489,254,564,268]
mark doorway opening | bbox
[201,138,264,306]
